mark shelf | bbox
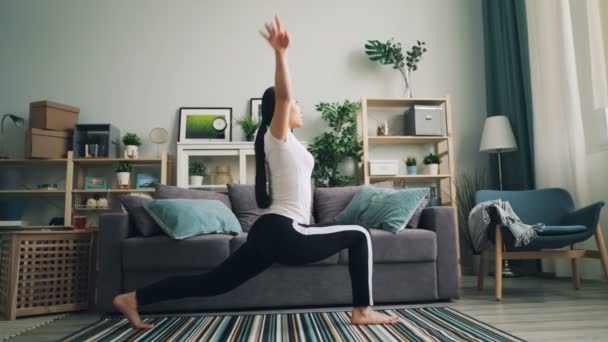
[0,158,68,165]
[0,189,66,194]
[368,136,448,144]
[0,225,72,231]
[188,185,227,189]
[73,158,163,165]
[363,98,446,108]
[370,174,451,181]
[73,189,155,193]
[74,206,112,211]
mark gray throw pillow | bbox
[406,191,430,228]
[314,181,394,224]
[227,182,315,231]
[118,195,163,237]
[154,183,232,210]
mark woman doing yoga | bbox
[113,16,399,329]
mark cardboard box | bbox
[30,100,79,131]
[25,128,71,159]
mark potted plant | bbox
[423,153,440,175]
[365,38,427,97]
[122,133,142,159]
[235,116,261,142]
[189,161,207,186]
[405,156,417,175]
[115,161,133,189]
[308,100,363,187]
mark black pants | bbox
[136,213,374,307]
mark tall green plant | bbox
[455,169,492,253]
[308,100,362,187]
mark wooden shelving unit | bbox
[357,96,460,282]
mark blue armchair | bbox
[474,188,607,300]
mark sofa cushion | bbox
[339,228,436,264]
[407,192,430,228]
[227,183,315,231]
[118,195,163,237]
[122,234,233,271]
[314,181,394,224]
[154,183,232,210]
[229,232,339,265]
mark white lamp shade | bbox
[479,115,518,153]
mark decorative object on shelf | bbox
[250,98,263,122]
[235,115,261,142]
[1,114,25,159]
[37,183,59,190]
[85,176,107,190]
[189,161,207,186]
[85,133,102,158]
[404,105,446,136]
[308,100,362,187]
[429,186,442,206]
[73,215,87,230]
[214,165,233,185]
[479,115,518,277]
[178,107,232,143]
[149,127,168,158]
[369,159,399,176]
[423,153,441,175]
[96,196,109,208]
[376,120,389,136]
[365,38,427,97]
[122,133,142,159]
[114,161,133,189]
[86,197,98,208]
[479,115,517,191]
[74,124,120,158]
[136,173,159,189]
[405,156,417,175]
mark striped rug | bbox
[59,307,524,342]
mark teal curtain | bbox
[482,0,535,191]
[482,0,538,275]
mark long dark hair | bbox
[255,86,275,208]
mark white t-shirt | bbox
[263,130,314,224]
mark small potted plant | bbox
[189,161,207,186]
[423,153,441,175]
[235,116,261,142]
[122,133,142,159]
[405,156,417,175]
[115,161,133,189]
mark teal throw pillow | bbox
[144,199,242,239]
[334,186,429,233]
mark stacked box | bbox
[25,101,79,159]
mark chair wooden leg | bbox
[495,224,503,301]
[595,225,608,280]
[571,244,581,289]
[477,238,488,291]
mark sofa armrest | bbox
[419,207,459,299]
[96,213,131,313]
[561,201,605,231]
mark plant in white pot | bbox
[115,161,133,189]
[122,133,142,159]
[423,153,440,175]
[189,161,207,187]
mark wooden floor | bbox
[4,275,607,342]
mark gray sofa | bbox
[96,184,459,314]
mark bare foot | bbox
[113,291,154,329]
[351,306,399,325]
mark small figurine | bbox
[86,197,98,208]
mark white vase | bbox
[125,145,139,158]
[116,172,130,188]
[426,163,439,175]
[189,175,204,186]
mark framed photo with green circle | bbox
[178,107,232,143]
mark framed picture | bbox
[250,98,262,122]
[178,107,232,143]
[136,173,159,189]
[84,177,107,190]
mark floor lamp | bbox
[480,115,518,277]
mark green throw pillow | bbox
[144,199,242,239]
[334,186,429,233]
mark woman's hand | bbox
[260,15,290,53]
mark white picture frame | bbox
[178,107,232,143]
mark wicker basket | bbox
[0,230,97,320]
